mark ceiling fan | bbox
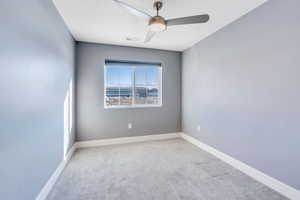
[113,0,210,43]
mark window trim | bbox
[104,62,163,109]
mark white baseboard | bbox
[75,133,181,148]
[36,132,181,200]
[36,145,76,200]
[180,133,300,200]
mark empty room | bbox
[1,0,300,199]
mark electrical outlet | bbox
[197,125,201,132]
[128,123,132,129]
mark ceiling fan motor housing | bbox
[149,16,166,32]
[149,1,166,32]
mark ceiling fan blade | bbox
[166,14,209,26]
[144,30,156,43]
[113,0,152,21]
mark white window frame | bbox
[104,62,162,109]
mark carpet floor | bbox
[47,138,288,200]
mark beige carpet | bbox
[47,138,288,200]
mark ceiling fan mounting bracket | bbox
[154,1,163,12]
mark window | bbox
[104,60,162,108]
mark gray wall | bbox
[76,43,181,141]
[0,0,75,199]
[182,0,300,190]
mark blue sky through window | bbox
[136,67,158,86]
[106,66,132,86]
[106,65,159,86]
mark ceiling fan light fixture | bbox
[149,23,166,32]
[149,16,166,32]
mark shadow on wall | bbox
[64,80,73,159]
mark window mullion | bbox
[118,71,120,105]
[132,66,136,106]
[145,69,148,105]
[159,67,162,106]
[118,87,120,105]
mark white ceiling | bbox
[53,0,268,51]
